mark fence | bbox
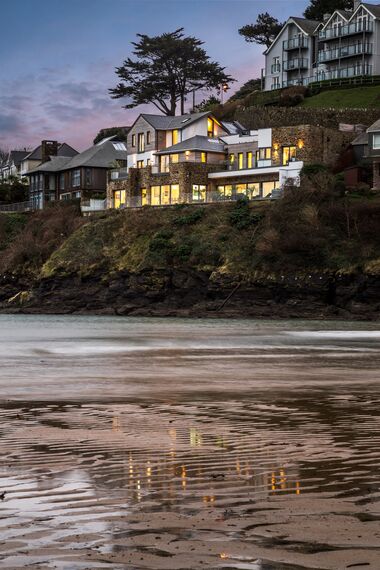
[0,201,33,213]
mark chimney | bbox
[41,140,58,163]
[323,13,331,21]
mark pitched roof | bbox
[27,156,73,174]
[26,140,127,175]
[264,16,321,54]
[155,135,225,155]
[139,112,210,130]
[335,9,352,19]
[23,142,78,161]
[351,132,368,145]
[367,118,380,132]
[291,17,321,35]
[9,150,30,166]
[64,141,127,168]
[362,3,380,18]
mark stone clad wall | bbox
[107,163,220,207]
[271,125,355,167]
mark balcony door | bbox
[282,146,297,165]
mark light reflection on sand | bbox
[0,315,379,569]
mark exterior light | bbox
[222,83,229,92]
[297,139,304,149]
[273,143,279,151]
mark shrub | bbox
[173,208,205,226]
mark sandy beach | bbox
[0,315,379,570]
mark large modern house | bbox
[108,111,354,208]
[264,0,380,90]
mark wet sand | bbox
[0,315,379,569]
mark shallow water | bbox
[0,315,379,569]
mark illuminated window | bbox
[247,183,260,199]
[256,148,272,162]
[161,185,171,205]
[151,186,160,205]
[150,184,181,205]
[207,117,214,137]
[201,152,207,163]
[138,133,145,153]
[141,188,147,206]
[262,181,277,197]
[247,152,253,169]
[229,154,235,166]
[171,184,180,204]
[137,160,144,169]
[192,184,206,202]
[159,155,170,172]
[170,154,179,163]
[172,130,179,145]
[185,151,191,160]
[114,191,121,208]
[282,146,297,165]
[238,153,244,170]
[131,134,136,147]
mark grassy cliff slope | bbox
[1,180,380,318]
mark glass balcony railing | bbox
[283,36,308,50]
[283,58,308,71]
[319,20,373,40]
[315,63,372,81]
[318,43,372,62]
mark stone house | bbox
[108,117,353,208]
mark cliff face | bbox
[2,186,380,319]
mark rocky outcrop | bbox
[3,268,380,320]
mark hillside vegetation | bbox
[1,177,380,318]
[300,85,380,108]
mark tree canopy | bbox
[110,28,235,116]
[238,13,284,49]
[304,0,354,20]
[229,78,262,101]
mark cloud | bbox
[0,113,21,133]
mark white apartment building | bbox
[264,1,380,90]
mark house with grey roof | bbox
[264,1,380,90]
[0,150,30,181]
[26,139,127,210]
[20,140,78,178]
[264,16,321,90]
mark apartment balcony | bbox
[316,63,373,81]
[283,36,308,50]
[283,58,309,71]
[319,20,373,40]
[271,63,281,74]
[318,42,373,63]
[283,77,312,87]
